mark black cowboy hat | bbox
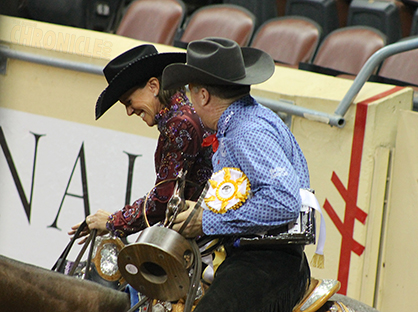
[95,45,186,120]
[162,37,275,90]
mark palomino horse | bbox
[0,255,130,312]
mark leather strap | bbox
[51,219,97,281]
[52,220,88,273]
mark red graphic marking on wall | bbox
[323,86,404,295]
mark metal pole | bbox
[254,96,346,128]
[335,37,418,117]
[0,45,104,75]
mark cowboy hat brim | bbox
[96,52,186,120]
[162,47,274,90]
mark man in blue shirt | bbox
[163,37,311,312]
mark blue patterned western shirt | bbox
[202,95,310,235]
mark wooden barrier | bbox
[375,110,418,311]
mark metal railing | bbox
[257,36,418,128]
[2,36,418,128]
[336,37,418,116]
[0,45,103,75]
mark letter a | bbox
[49,143,90,230]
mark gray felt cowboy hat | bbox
[162,37,275,90]
[95,44,186,120]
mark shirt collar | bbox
[216,94,254,137]
[155,90,189,124]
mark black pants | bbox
[195,245,310,312]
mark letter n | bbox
[0,126,44,223]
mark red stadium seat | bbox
[251,16,322,66]
[116,0,186,45]
[378,37,418,86]
[377,36,418,111]
[312,26,387,75]
[177,4,256,47]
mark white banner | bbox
[0,108,157,268]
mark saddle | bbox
[167,277,347,312]
[293,278,348,312]
[117,175,347,312]
[117,226,347,312]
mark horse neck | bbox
[0,255,130,312]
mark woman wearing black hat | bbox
[69,44,213,240]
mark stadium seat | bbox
[377,36,418,86]
[309,26,387,75]
[285,0,340,36]
[250,16,322,66]
[24,0,87,28]
[394,0,415,38]
[346,0,402,43]
[411,7,418,36]
[400,0,418,8]
[276,0,288,16]
[85,0,126,32]
[116,0,186,45]
[377,36,418,110]
[335,0,351,27]
[223,0,279,30]
[175,4,256,47]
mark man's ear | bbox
[200,87,210,106]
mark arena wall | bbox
[1,14,416,311]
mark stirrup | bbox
[321,301,352,312]
[293,278,341,312]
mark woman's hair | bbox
[134,76,182,106]
[156,76,183,105]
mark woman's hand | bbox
[172,200,204,238]
[68,209,112,244]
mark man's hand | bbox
[68,209,111,244]
[172,200,204,238]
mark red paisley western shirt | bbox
[107,91,213,237]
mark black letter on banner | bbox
[49,142,90,230]
[0,127,45,223]
[123,151,142,205]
